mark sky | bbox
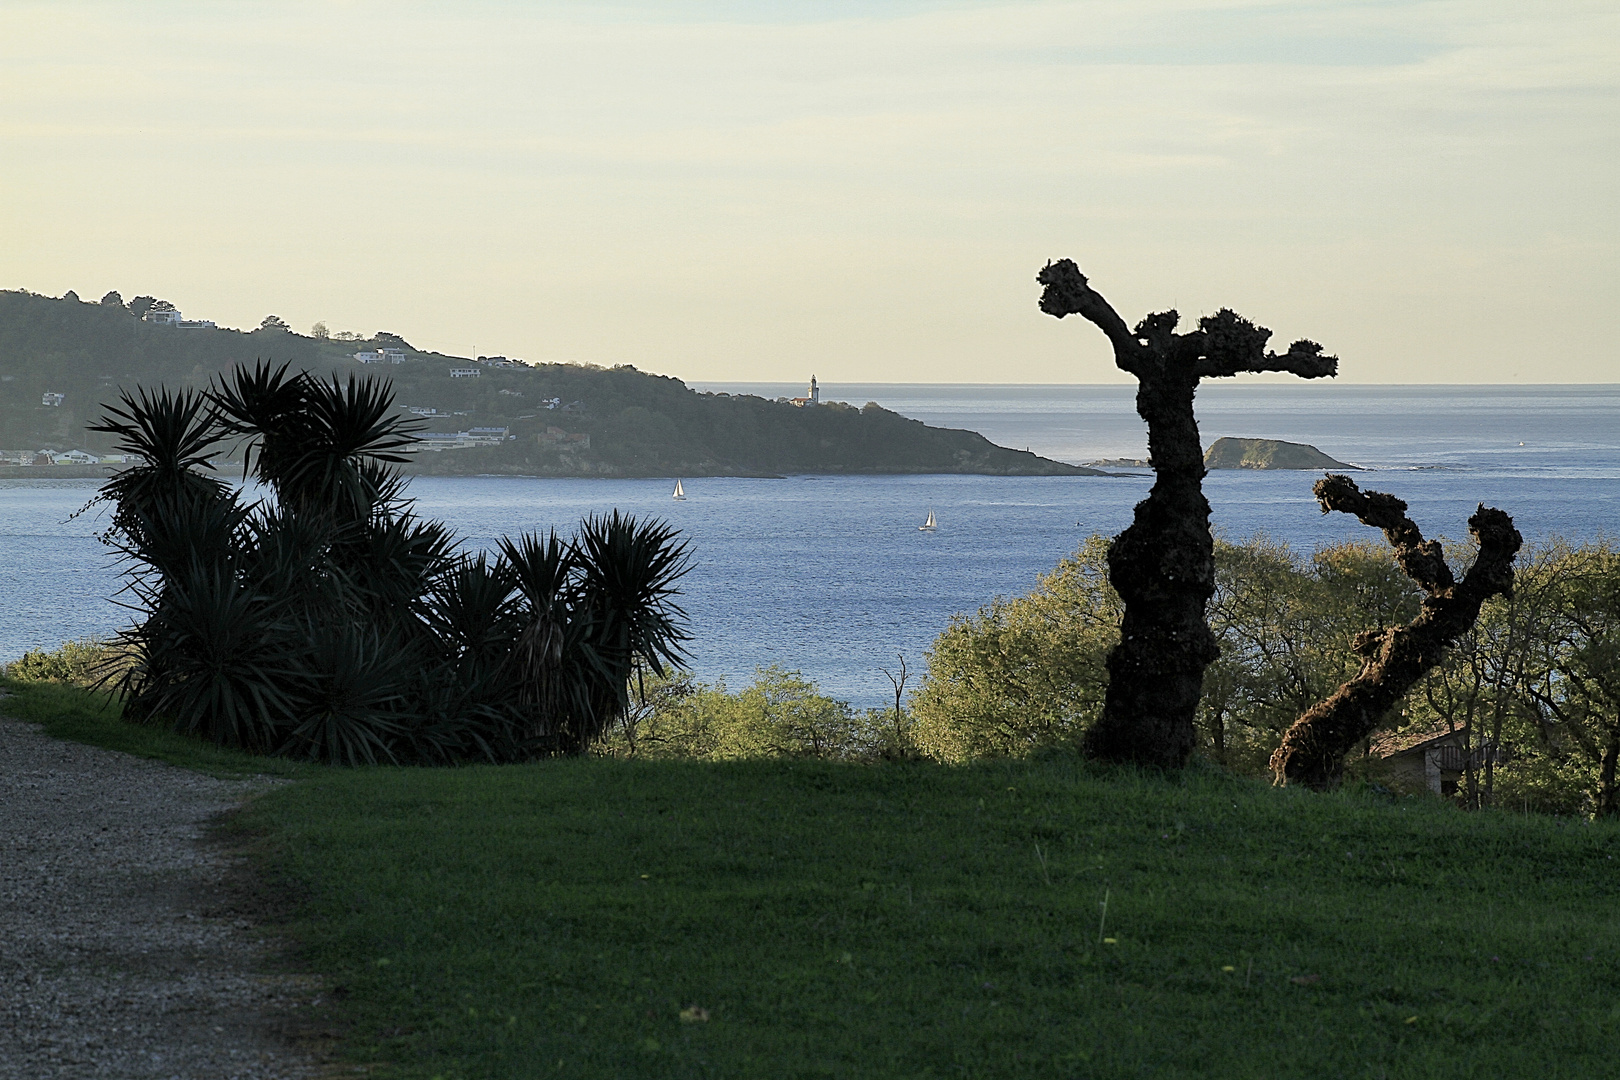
[1,1,1615,384]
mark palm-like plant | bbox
[93,363,692,764]
[501,530,598,753]
[572,511,692,751]
[212,361,417,525]
[86,386,230,561]
[117,557,302,749]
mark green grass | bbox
[11,679,1617,1076]
[0,676,310,779]
[233,754,1620,1079]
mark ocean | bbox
[3,384,1615,709]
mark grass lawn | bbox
[230,754,1620,1079]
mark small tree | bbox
[101,290,123,307]
[1036,259,1337,768]
[258,314,291,332]
[311,321,330,339]
[1269,475,1521,789]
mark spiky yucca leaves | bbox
[344,513,455,642]
[414,554,524,759]
[237,503,335,617]
[113,486,251,584]
[212,361,418,526]
[87,386,230,557]
[501,531,601,754]
[280,622,411,766]
[570,511,692,753]
[116,557,302,749]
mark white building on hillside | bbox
[355,348,407,364]
[790,375,821,408]
[142,307,215,329]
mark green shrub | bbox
[3,638,125,687]
[911,535,1118,763]
[605,665,903,761]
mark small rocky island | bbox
[1203,437,1357,471]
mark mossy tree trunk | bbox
[1269,474,1522,789]
[1036,259,1338,768]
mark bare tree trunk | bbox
[1270,475,1522,789]
[1036,259,1337,768]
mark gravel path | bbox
[0,717,321,1079]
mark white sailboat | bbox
[672,479,686,501]
[918,508,936,532]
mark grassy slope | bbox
[9,677,1617,1077]
[234,755,1620,1080]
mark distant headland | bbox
[0,290,1100,479]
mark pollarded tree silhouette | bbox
[1270,474,1522,789]
[1036,259,1338,768]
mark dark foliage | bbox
[90,363,691,765]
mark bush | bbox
[911,536,1118,763]
[4,638,125,687]
[83,364,692,764]
[604,665,907,762]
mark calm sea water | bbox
[4,385,1616,708]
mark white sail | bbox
[919,509,936,531]
[673,479,686,500]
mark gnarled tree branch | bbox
[1270,475,1522,789]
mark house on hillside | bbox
[41,392,65,407]
[52,450,100,465]
[1374,729,1508,797]
[355,348,407,364]
[449,367,481,378]
[142,306,215,329]
[415,432,477,451]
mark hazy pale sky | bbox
[2,1,1615,383]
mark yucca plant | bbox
[280,621,411,766]
[570,511,692,753]
[92,364,692,764]
[86,385,231,565]
[212,361,417,527]
[500,530,601,754]
[116,556,303,749]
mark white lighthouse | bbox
[792,376,821,408]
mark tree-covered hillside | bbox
[0,290,1093,477]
